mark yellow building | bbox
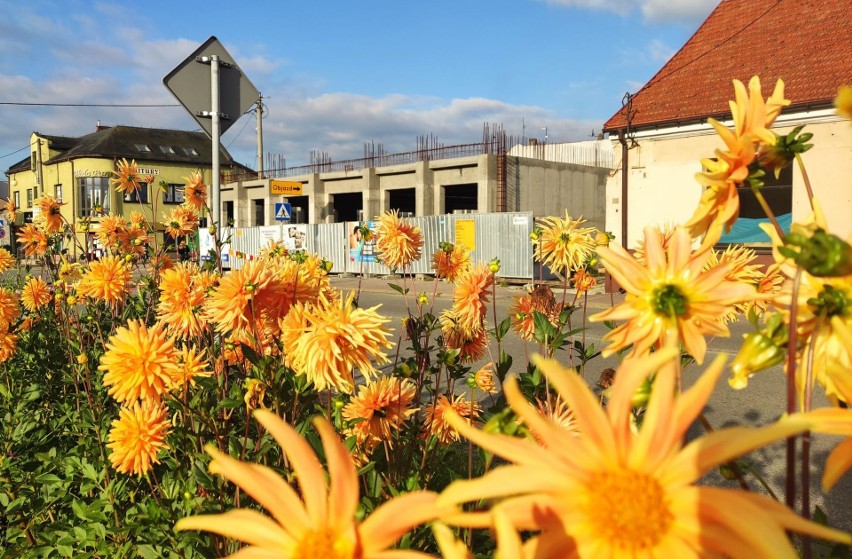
[4,124,251,259]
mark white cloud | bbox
[538,0,718,25]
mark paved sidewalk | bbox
[328,273,623,309]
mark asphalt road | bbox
[339,275,852,533]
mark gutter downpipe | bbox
[617,129,629,250]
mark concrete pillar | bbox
[363,167,380,219]
[415,161,434,217]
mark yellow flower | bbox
[107,399,171,476]
[176,411,444,558]
[173,345,211,388]
[424,394,481,446]
[243,378,268,411]
[433,243,471,282]
[57,256,81,285]
[591,226,755,364]
[34,195,65,235]
[99,320,180,403]
[438,350,852,557]
[280,293,392,393]
[532,212,596,273]
[836,85,852,119]
[342,377,417,445]
[20,276,51,312]
[375,210,423,270]
[110,158,143,194]
[181,171,208,210]
[76,255,132,308]
[685,77,790,244]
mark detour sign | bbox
[270,180,303,195]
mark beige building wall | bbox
[605,111,851,248]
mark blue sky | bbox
[0,0,718,171]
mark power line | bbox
[0,145,29,161]
[0,101,180,107]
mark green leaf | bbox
[388,283,408,295]
[496,317,511,341]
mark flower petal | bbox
[314,417,359,531]
[205,445,309,535]
[438,465,568,509]
[360,491,442,553]
[175,509,292,550]
[533,356,617,464]
[254,410,328,523]
[823,436,852,491]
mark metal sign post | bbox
[163,36,260,260]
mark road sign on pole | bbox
[163,36,260,259]
[275,203,292,222]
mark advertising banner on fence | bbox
[284,224,308,251]
[347,221,378,264]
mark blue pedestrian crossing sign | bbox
[275,203,292,222]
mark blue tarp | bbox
[719,213,792,244]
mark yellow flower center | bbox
[651,283,688,318]
[586,469,673,551]
[293,528,356,559]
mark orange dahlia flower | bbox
[0,248,16,274]
[158,263,207,339]
[532,212,596,274]
[99,320,180,403]
[107,399,171,476]
[77,255,132,308]
[280,293,392,393]
[424,394,481,446]
[176,411,445,558]
[375,210,423,270]
[342,376,418,445]
[34,195,64,235]
[0,288,20,330]
[17,224,48,258]
[181,171,208,210]
[439,350,851,558]
[433,242,471,282]
[20,276,51,312]
[110,158,144,195]
[591,226,755,364]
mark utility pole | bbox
[256,94,264,179]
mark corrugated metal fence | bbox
[223,212,534,279]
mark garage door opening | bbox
[443,183,478,214]
[286,195,309,223]
[332,192,363,223]
[388,188,416,216]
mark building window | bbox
[135,144,151,152]
[13,191,20,211]
[77,176,111,216]
[54,184,63,202]
[124,183,149,203]
[224,201,235,226]
[163,184,185,204]
[183,147,199,156]
[254,199,265,226]
[26,188,33,208]
[718,165,793,245]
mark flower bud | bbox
[595,231,611,247]
[489,257,501,274]
[729,331,785,389]
[76,354,88,365]
[416,292,429,306]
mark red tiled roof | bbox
[603,0,852,132]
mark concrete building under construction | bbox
[221,125,613,231]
